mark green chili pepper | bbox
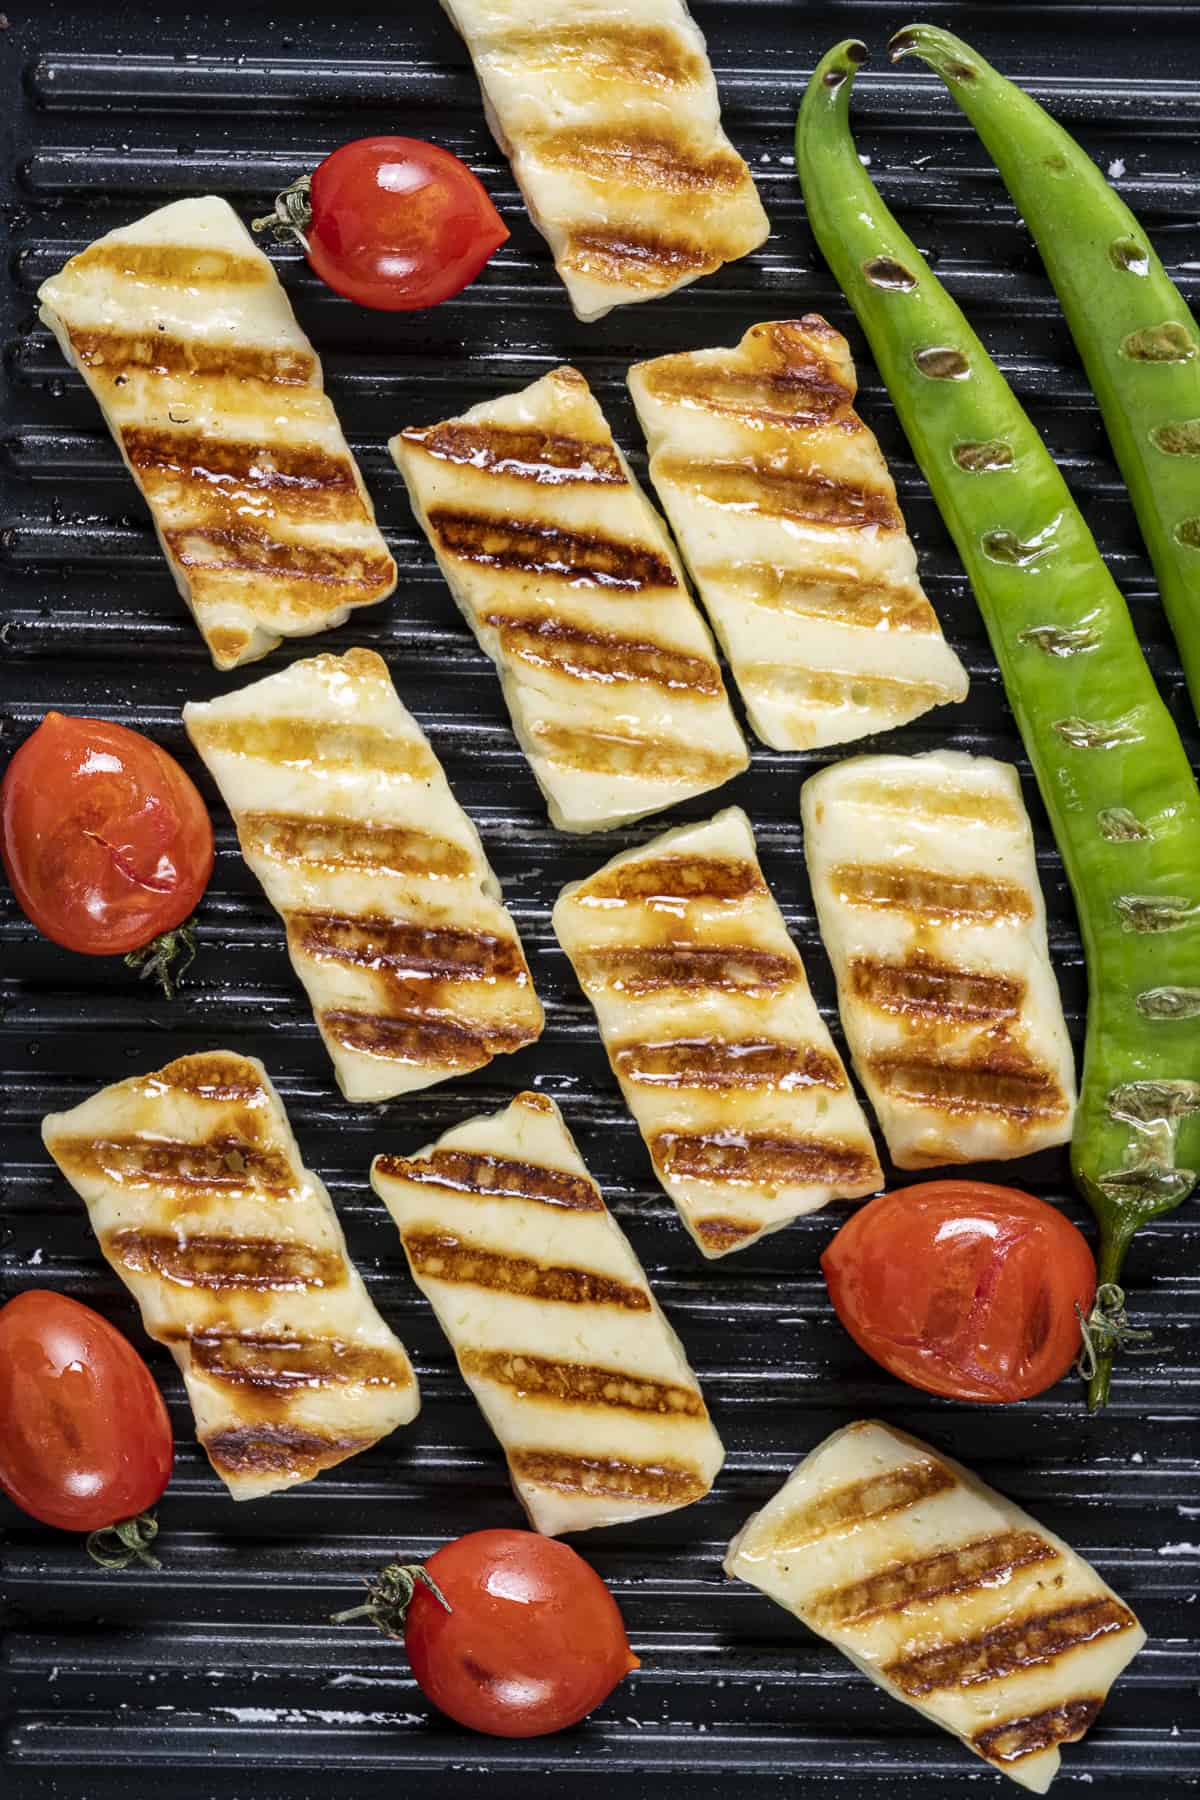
[796,40,1200,1407]
[889,24,1200,726]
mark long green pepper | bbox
[891,23,1200,724]
[797,40,1200,1407]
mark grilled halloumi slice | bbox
[37,195,396,670]
[628,317,969,749]
[42,1052,419,1501]
[442,0,768,321]
[801,751,1076,1167]
[184,648,543,1102]
[553,808,881,1256]
[372,1089,723,1534]
[726,1421,1144,1793]
[392,366,748,832]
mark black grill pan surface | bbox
[2,2,1198,1795]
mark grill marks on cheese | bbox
[41,1052,418,1501]
[725,1421,1144,1794]
[553,808,881,1257]
[185,649,542,1102]
[392,368,747,832]
[628,317,969,749]
[36,196,395,670]
[442,0,767,320]
[801,751,1076,1169]
[371,1091,723,1535]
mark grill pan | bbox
[2,2,1198,1795]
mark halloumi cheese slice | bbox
[37,195,396,670]
[553,807,881,1256]
[801,750,1076,1167]
[184,648,543,1102]
[392,366,748,832]
[629,317,969,748]
[442,0,769,321]
[372,1089,723,1534]
[42,1052,419,1501]
[726,1421,1144,1793]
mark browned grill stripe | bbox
[972,1698,1104,1767]
[885,1596,1139,1699]
[641,362,853,428]
[70,328,316,386]
[458,1348,704,1417]
[831,863,1035,924]
[849,956,1024,1025]
[291,913,529,986]
[744,666,956,713]
[203,1423,374,1479]
[868,1055,1070,1123]
[528,128,750,196]
[402,1231,650,1311]
[578,855,765,907]
[660,457,902,531]
[68,240,270,286]
[510,1448,708,1506]
[575,945,796,997]
[107,1229,344,1292]
[532,723,743,786]
[695,1216,761,1250]
[164,524,394,594]
[613,1037,846,1094]
[833,780,1025,830]
[321,1009,538,1068]
[188,1333,413,1393]
[653,1131,878,1191]
[48,1134,294,1195]
[760,1460,956,1554]
[148,1052,267,1105]
[190,715,436,780]
[696,565,938,632]
[495,23,706,90]
[400,420,625,487]
[810,1530,1059,1629]
[123,427,359,521]
[239,812,473,881]
[482,612,721,695]
[426,506,677,592]
[375,1147,603,1213]
[562,227,719,288]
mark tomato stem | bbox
[331,1561,452,1640]
[86,1510,161,1571]
[124,915,198,999]
[252,177,313,252]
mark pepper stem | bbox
[330,1561,452,1641]
[124,916,198,1000]
[86,1510,162,1571]
[1078,1249,1156,1410]
[252,177,313,251]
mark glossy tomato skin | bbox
[306,137,508,311]
[0,1291,173,1532]
[1,712,213,955]
[405,1529,638,1737]
[821,1181,1097,1403]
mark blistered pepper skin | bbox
[891,22,1200,724]
[795,40,1200,1405]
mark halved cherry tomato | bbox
[403,1530,638,1737]
[1,712,213,956]
[0,1290,173,1532]
[282,137,508,311]
[821,1180,1097,1403]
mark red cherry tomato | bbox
[821,1180,1097,1403]
[0,1291,173,1532]
[1,712,213,956]
[405,1529,638,1737]
[301,136,508,311]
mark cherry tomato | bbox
[300,137,508,311]
[1,712,213,956]
[0,1291,173,1532]
[821,1180,1097,1403]
[405,1529,638,1737]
